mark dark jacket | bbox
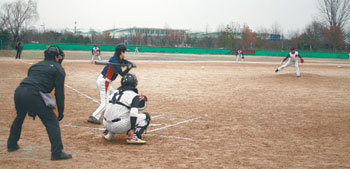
[20,60,66,114]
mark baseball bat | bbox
[94,60,129,66]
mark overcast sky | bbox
[1,0,319,34]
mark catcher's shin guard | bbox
[135,112,151,139]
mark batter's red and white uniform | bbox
[90,56,131,120]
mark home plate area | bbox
[62,113,200,142]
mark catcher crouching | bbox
[103,73,150,144]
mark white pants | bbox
[236,54,244,62]
[91,55,101,63]
[277,59,300,76]
[103,113,148,134]
[91,74,115,120]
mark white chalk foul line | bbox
[64,84,100,104]
[145,134,193,141]
[147,117,201,133]
[62,124,105,131]
[62,124,193,141]
[151,115,164,119]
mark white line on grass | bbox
[147,117,201,133]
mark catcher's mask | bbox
[121,73,138,88]
[44,46,65,64]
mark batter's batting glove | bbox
[58,113,64,121]
[127,63,136,69]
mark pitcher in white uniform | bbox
[275,48,304,77]
[103,73,150,144]
[236,49,244,63]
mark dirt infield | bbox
[0,51,349,168]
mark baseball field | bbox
[0,50,349,168]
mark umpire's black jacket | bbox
[20,60,65,114]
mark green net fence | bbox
[23,43,349,59]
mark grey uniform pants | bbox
[277,59,300,76]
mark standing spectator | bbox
[15,40,23,59]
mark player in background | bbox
[134,46,139,55]
[103,73,150,144]
[15,40,23,59]
[91,45,101,63]
[87,43,136,124]
[236,49,244,63]
[347,51,350,62]
[275,48,304,77]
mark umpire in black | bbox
[7,46,72,160]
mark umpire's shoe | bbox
[51,152,72,161]
[87,116,101,124]
[127,135,146,145]
[8,145,20,152]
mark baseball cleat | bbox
[103,131,115,142]
[275,69,279,72]
[7,145,20,152]
[87,116,101,124]
[127,136,146,145]
[51,152,72,161]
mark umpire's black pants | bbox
[15,50,22,59]
[7,86,63,155]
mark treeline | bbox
[0,22,349,53]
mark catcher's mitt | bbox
[138,94,148,110]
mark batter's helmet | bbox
[121,73,138,88]
[44,46,65,64]
[114,43,127,59]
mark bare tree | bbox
[317,0,350,30]
[1,0,39,42]
[270,21,283,35]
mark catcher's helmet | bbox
[121,73,138,88]
[44,46,65,64]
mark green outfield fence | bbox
[23,43,349,59]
